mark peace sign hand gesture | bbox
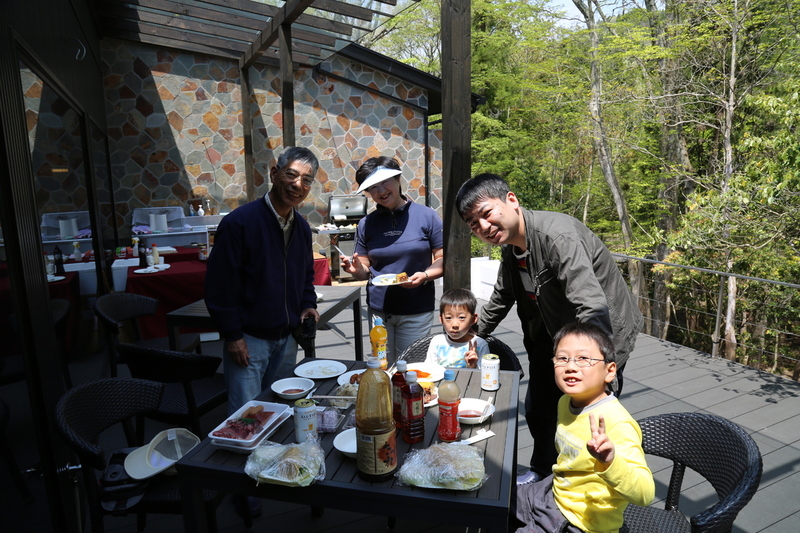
[587,414,615,465]
[465,339,479,368]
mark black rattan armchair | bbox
[622,412,763,533]
[95,292,201,377]
[116,343,227,437]
[55,378,231,533]
[398,333,524,376]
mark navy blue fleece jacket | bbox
[204,197,316,342]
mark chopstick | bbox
[311,395,357,400]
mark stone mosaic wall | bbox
[101,39,442,246]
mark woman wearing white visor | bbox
[341,156,444,362]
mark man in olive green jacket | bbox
[457,173,643,483]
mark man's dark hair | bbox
[355,156,402,190]
[456,173,511,218]
[276,146,319,176]
[552,322,616,363]
[439,288,478,315]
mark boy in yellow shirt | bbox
[514,323,654,533]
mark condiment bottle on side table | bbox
[400,371,425,444]
[438,369,462,442]
[138,239,147,268]
[391,360,408,428]
[151,243,160,265]
[355,357,397,481]
[369,317,388,370]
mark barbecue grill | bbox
[314,195,368,280]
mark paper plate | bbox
[371,273,410,286]
[133,268,159,274]
[406,363,445,383]
[294,360,347,379]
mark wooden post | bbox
[441,0,472,292]
[279,23,295,147]
[239,61,256,202]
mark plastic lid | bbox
[396,360,407,372]
[366,357,380,368]
[374,317,383,326]
[444,369,456,381]
[406,371,417,382]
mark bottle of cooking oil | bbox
[355,357,397,481]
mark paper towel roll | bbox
[149,214,168,233]
[59,219,79,240]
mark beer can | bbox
[481,353,500,391]
[294,398,317,443]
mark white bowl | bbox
[333,428,357,458]
[270,377,315,400]
[458,398,495,425]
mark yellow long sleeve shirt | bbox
[553,395,655,533]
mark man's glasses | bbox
[552,356,604,367]
[280,168,315,188]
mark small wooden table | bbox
[166,285,364,360]
[177,359,519,532]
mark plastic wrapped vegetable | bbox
[245,439,325,487]
[396,443,487,491]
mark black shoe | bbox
[232,494,262,519]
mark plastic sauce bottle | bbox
[151,243,160,265]
[438,369,462,442]
[391,360,408,428]
[370,317,389,370]
[355,357,397,481]
[400,371,425,444]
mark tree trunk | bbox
[723,256,737,360]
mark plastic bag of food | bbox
[396,443,487,491]
[244,439,325,487]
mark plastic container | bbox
[355,357,397,481]
[370,317,389,369]
[391,360,408,427]
[400,371,425,444]
[437,369,462,442]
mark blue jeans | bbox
[370,310,434,363]
[224,333,298,414]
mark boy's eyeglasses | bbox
[552,356,604,367]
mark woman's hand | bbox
[400,271,429,288]
[341,252,370,280]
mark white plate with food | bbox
[153,263,171,270]
[133,268,159,274]
[211,408,292,453]
[337,369,366,386]
[47,275,66,282]
[419,380,439,408]
[371,273,410,286]
[406,363,445,383]
[294,360,348,379]
[208,401,291,447]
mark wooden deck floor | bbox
[3,284,800,532]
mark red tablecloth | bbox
[313,257,331,286]
[125,261,207,340]
[162,246,202,264]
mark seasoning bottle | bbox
[391,360,408,428]
[437,369,462,442]
[138,240,148,268]
[151,243,160,265]
[355,357,397,481]
[53,245,65,275]
[400,371,425,444]
[370,317,388,370]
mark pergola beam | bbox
[241,0,316,70]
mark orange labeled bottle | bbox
[391,360,408,428]
[370,317,389,370]
[400,371,425,444]
[355,357,397,481]
[437,369,462,442]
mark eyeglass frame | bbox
[552,356,606,368]
[279,167,315,188]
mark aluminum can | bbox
[481,353,500,391]
[294,398,317,443]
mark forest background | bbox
[364,0,800,379]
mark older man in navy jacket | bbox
[205,147,320,416]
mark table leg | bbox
[352,296,363,361]
[180,479,208,533]
[167,321,179,350]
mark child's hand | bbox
[465,339,478,368]
[587,414,615,465]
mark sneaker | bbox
[516,469,541,485]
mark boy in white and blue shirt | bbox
[425,288,490,369]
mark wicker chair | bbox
[398,333,524,376]
[95,292,201,377]
[116,343,227,438]
[622,412,763,533]
[55,378,233,533]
